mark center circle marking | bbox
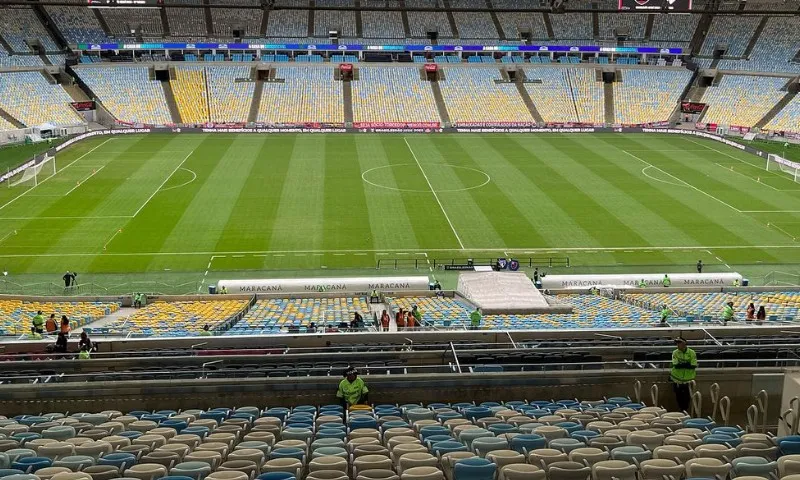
[361,163,491,193]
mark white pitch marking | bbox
[353,253,367,256]
[131,149,195,218]
[768,222,797,241]
[64,165,105,196]
[404,137,465,250]
[198,254,226,291]
[623,150,743,213]
[102,228,123,251]
[161,168,198,192]
[713,162,780,191]
[232,254,244,258]
[0,230,16,244]
[0,215,133,220]
[0,138,114,212]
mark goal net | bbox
[7,154,56,188]
[766,153,800,183]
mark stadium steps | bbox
[543,13,554,40]
[34,4,68,51]
[442,0,459,38]
[755,90,798,129]
[686,84,707,102]
[308,0,315,37]
[604,82,614,124]
[343,77,354,126]
[0,37,15,54]
[487,0,506,41]
[429,75,452,126]
[592,12,599,39]
[39,53,52,66]
[63,84,91,102]
[742,16,768,59]
[162,70,183,124]
[644,15,654,40]
[0,108,24,129]
[355,0,363,37]
[260,8,269,36]
[203,0,214,36]
[514,71,544,124]
[93,9,113,38]
[689,12,713,55]
[564,69,581,122]
[248,78,264,124]
[160,7,171,36]
[399,0,411,37]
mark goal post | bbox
[766,153,800,183]
[7,153,56,188]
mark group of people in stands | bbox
[379,305,423,331]
[29,309,95,359]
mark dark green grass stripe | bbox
[214,137,293,252]
[322,135,374,251]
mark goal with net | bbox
[6,154,56,188]
[766,153,800,182]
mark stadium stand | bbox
[0,7,60,53]
[700,15,762,57]
[453,12,500,39]
[0,116,15,132]
[622,291,800,322]
[166,0,208,37]
[571,68,605,124]
[0,71,84,127]
[92,300,249,336]
[716,16,800,74]
[0,300,119,336]
[649,13,700,48]
[523,67,580,123]
[265,9,309,38]
[257,67,344,125]
[46,6,110,44]
[407,5,454,38]
[100,8,163,37]
[314,10,358,37]
[549,13,594,42]
[76,66,173,126]
[496,11,549,40]
[226,297,370,334]
[613,69,692,124]
[361,11,405,39]
[210,3,263,38]
[206,66,255,123]
[439,68,533,125]
[351,67,441,124]
[765,95,800,133]
[701,74,788,127]
[598,13,647,40]
[172,66,211,124]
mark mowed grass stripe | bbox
[410,136,506,249]
[215,136,293,254]
[269,136,327,251]
[354,136,421,250]
[153,136,266,272]
[381,136,461,250]
[322,136,373,253]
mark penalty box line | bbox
[2,244,800,258]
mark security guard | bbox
[662,274,672,287]
[670,337,697,412]
[722,301,735,325]
[337,367,369,409]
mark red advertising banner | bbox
[353,122,440,129]
[424,64,438,72]
[457,122,537,127]
[71,101,95,111]
[340,63,353,72]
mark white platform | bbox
[457,271,572,314]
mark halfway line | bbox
[131,149,196,218]
[403,137,465,250]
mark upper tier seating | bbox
[257,67,344,124]
[91,300,249,336]
[361,11,405,38]
[598,13,647,40]
[523,67,580,124]
[716,16,800,74]
[314,10,358,37]
[265,9,309,38]
[649,13,700,46]
[206,66,254,123]
[0,71,84,127]
[100,8,163,37]
[439,68,533,125]
[226,297,371,334]
[0,7,60,52]
[351,67,440,124]
[46,6,110,44]
[210,4,263,37]
[765,95,800,133]
[453,12,499,39]
[613,69,692,124]
[0,300,119,336]
[496,12,549,40]
[701,74,787,127]
[700,15,761,57]
[407,9,454,38]
[172,66,211,124]
[549,13,594,41]
[166,0,208,37]
[76,66,172,126]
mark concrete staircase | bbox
[689,12,714,55]
[644,15,654,41]
[514,72,544,124]
[34,5,68,51]
[604,82,615,124]
[354,0,363,38]
[430,77,451,127]
[162,69,182,124]
[64,84,91,102]
[442,0,459,39]
[543,13,554,40]
[160,8,171,36]
[248,74,264,124]
[0,108,24,129]
[93,10,113,38]
[755,90,797,129]
[0,36,15,54]
[742,16,768,59]
[260,8,269,37]
[343,79,354,127]
[203,0,214,36]
[308,0,315,37]
[487,0,505,40]
[400,0,411,38]
[39,54,52,65]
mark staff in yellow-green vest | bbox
[671,337,697,412]
[662,274,671,287]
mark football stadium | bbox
[2,0,800,479]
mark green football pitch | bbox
[2,132,800,294]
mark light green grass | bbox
[2,133,800,294]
